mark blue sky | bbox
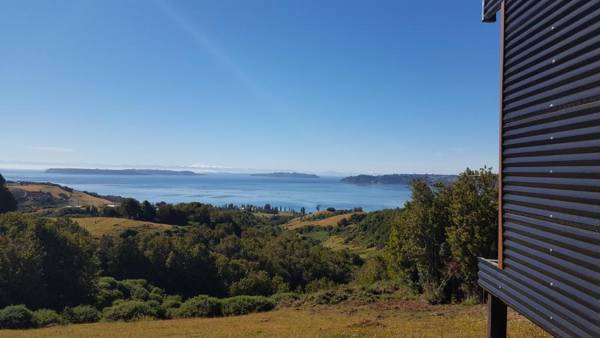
[0,0,500,175]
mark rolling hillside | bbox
[73,217,173,237]
[7,182,113,210]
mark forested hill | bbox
[341,174,456,185]
[46,168,202,176]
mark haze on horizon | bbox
[0,1,500,175]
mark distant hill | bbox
[341,174,456,185]
[251,172,319,179]
[46,168,202,176]
[6,182,114,210]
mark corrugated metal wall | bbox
[479,0,600,337]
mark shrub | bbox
[171,295,222,318]
[95,277,125,308]
[121,279,150,301]
[229,271,273,296]
[221,296,275,316]
[0,305,35,329]
[102,300,161,322]
[63,305,100,324]
[305,278,336,293]
[270,292,301,307]
[353,256,388,285]
[161,295,182,311]
[33,309,66,327]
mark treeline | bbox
[100,199,299,224]
[386,167,498,303]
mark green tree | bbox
[445,167,498,296]
[386,179,455,303]
[0,174,17,214]
[141,201,156,221]
[120,198,142,220]
[0,214,98,309]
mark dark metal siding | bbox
[483,0,502,22]
[480,0,600,337]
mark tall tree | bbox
[120,198,142,220]
[141,200,156,221]
[0,174,17,214]
[446,167,498,295]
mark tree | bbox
[141,201,156,221]
[0,174,17,214]
[445,167,498,296]
[0,214,98,309]
[120,198,142,220]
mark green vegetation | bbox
[386,167,497,303]
[0,175,17,214]
[0,167,510,334]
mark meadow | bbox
[0,301,549,338]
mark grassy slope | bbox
[285,212,357,230]
[73,217,172,237]
[0,302,549,338]
[7,183,112,208]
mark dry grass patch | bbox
[0,301,550,338]
[73,217,172,237]
[286,212,358,230]
[7,183,112,208]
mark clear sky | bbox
[0,0,500,175]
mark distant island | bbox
[251,172,320,179]
[46,168,202,176]
[341,174,456,185]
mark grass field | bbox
[285,212,358,230]
[0,301,549,338]
[73,217,173,237]
[7,183,112,208]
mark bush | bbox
[63,305,100,324]
[121,279,150,301]
[33,309,66,327]
[305,278,336,293]
[102,300,162,321]
[270,292,301,307]
[161,295,182,311]
[221,296,275,316]
[95,277,125,308]
[171,295,222,318]
[0,305,35,329]
[353,256,388,285]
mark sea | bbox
[1,170,412,212]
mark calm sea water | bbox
[2,170,411,212]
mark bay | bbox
[1,170,411,212]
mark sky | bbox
[0,0,500,175]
